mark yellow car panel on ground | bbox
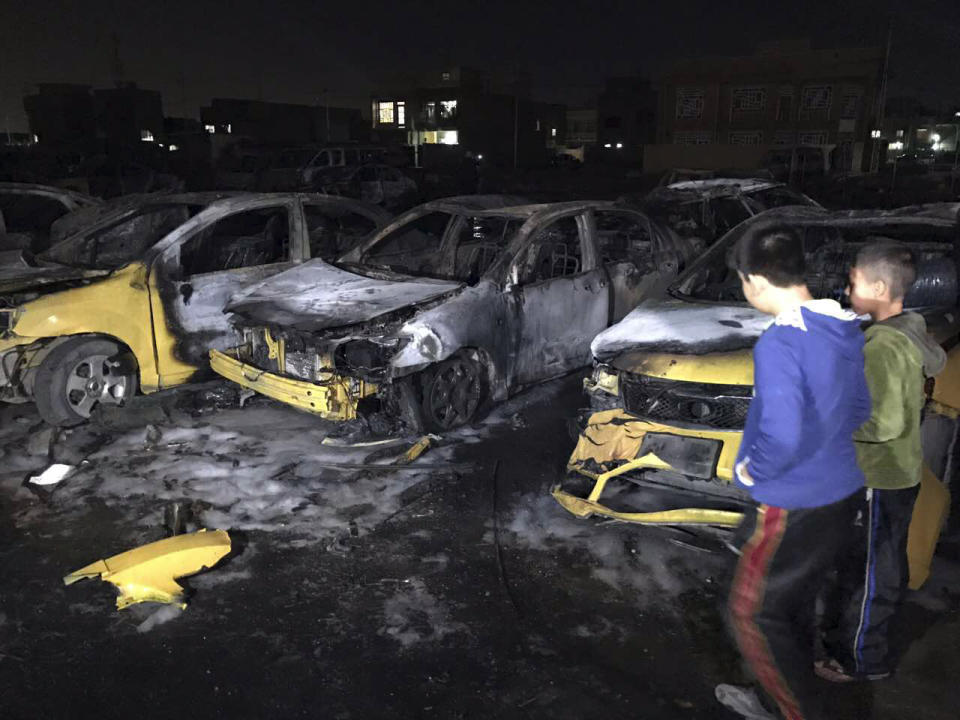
[63,529,231,609]
[209,347,376,420]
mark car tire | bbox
[418,353,488,432]
[34,337,137,427]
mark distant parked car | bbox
[0,183,102,255]
[313,164,419,211]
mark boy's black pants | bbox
[729,493,859,720]
[822,485,919,677]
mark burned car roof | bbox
[0,182,102,207]
[591,203,960,361]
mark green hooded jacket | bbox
[854,312,947,489]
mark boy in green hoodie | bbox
[818,241,946,682]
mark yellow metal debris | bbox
[63,529,231,610]
[394,436,432,465]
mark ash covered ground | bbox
[0,376,958,719]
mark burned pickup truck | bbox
[211,198,699,431]
[553,204,960,528]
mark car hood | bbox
[227,259,465,332]
[0,252,109,293]
[590,297,772,361]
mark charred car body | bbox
[0,183,102,255]
[0,193,388,426]
[627,178,820,253]
[211,197,699,431]
[554,204,960,526]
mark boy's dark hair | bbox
[731,223,806,288]
[855,241,916,300]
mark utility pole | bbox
[871,22,893,173]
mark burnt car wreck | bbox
[212,197,700,431]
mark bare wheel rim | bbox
[63,353,129,418]
[425,359,482,430]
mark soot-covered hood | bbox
[0,253,109,294]
[226,259,464,332]
[591,298,773,361]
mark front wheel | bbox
[418,355,488,432]
[33,337,137,427]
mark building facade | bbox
[372,67,566,168]
[656,40,884,171]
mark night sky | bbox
[1,0,958,132]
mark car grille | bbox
[620,374,752,430]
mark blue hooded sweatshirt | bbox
[734,299,870,509]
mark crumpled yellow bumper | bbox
[63,529,231,609]
[209,348,376,421]
[553,409,746,527]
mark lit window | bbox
[169,144,178,152]
[676,89,705,119]
[204,124,215,134]
[731,87,765,113]
[32,134,39,143]
[870,129,882,139]
[896,129,904,138]
[551,128,557,138]
[615,142,623,149]
[397,101,406,127]
[424,102,436,123]
[439,100,457,120]
[438,130,458,145]
[225,124,232,134]
[378,101,395,125]
[140,129,155,142]
[442,71,451,81]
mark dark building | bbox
[597,77,658,162]
[24,82,165,154]
[94,84,165,150]
[566,108,598,148]
[655,39,885,172]
[23,83,98,152]
[372,67,566,168]
[199,99,365,145]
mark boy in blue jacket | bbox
[715,223,871,720]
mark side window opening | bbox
[41,204,197,269]
[363,211,451,276]
[518,216,583,284]
[451,215,520,283]
[0,194,70,252]
[304,205,378,260]
[180,206,290,277]
[594,210,654,271]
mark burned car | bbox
[553,204,960,527]
[211,198,699,431]
[0,183,102,254]
[312,164,419,211]
[625,178,820,253]
[0,193,388,426]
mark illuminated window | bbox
[439,100,457,120]
[731,87,765,113]
[168,144,179,152]
[32,134,39,143]
[140,129,155,142]
[226,123,232,134]
[378,102,395,125]
[676,88,705,119]
[896,129,904,138]
[397,101,406,127]
[551,127,557,137]
[204,124,215,134]
[441,71,451,81]
[438,130,458,145]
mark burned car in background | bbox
[311,164,419,211]
[211,198,699,431]
[625,178,820,253]
[553,204,960,528]
[0,183,102,254]
[0,193,388,426]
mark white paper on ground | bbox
[28,463,74,486]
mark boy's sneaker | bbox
[814,658,891,683]
[715,684,778,719]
